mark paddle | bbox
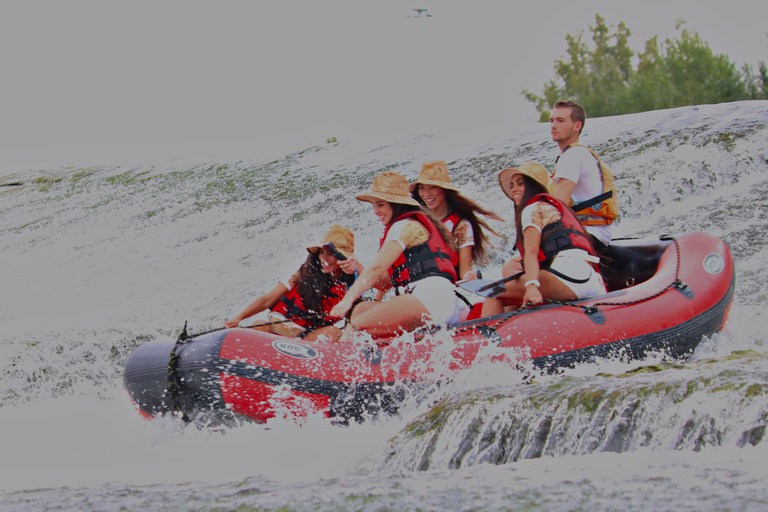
[458,272,524,298]
[246,315,324,328]
[179,314,327,341]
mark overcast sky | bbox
[1,0,766,160]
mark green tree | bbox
[523,14,633,120]
[741,58,768,100]
[630,36,673,112]
[524,16,767,119]
[659,21,745,106]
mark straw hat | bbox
[356,172,420,206]
[306,224,355,258]
[498,162,551,201]
[409,160,460,193]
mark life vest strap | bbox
[576,214,613,226]
[572,190,613,213]
[542,266,591,285]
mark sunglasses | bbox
[320,242,347,261]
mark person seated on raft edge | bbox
[223,224,363,341]
[481,162,606,317]
[549,100,619,260]
[410,160,504,282]
[328,172,461,342]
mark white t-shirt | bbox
[521,200,560,234]
[552,144,612,245]
[384,218,429,249]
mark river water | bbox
[1,101,767,511]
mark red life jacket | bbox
[441,209,463,270]
[441,209,462,234]
[270,280,348,331]
[517,193,597,269]
[381,211,458,289]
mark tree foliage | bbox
[524,15,768,121]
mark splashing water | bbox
[1,101,767,510]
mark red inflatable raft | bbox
[124,233,734,424]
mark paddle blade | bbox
[458,279,507,298]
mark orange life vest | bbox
[557,143,619,226]
[381,211,458,289]
[270,280,348,331]
[517,193,598,270]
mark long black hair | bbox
[513,176,548,249]
[388,202,457,252]
[412,186,503,265]
[295,252,355,313]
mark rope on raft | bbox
[452,236,689,336]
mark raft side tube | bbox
[173,330,230,414]
[124,339,177,417]
[124,330,229,418]
[532,266,735,372]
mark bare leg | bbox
[248,321,273,333]
[302,325,342,342]
[537,272,578,301]
[346,300,379,318]
[481,297,504,317]
[502,256,523,275]
[481,270,577,315]
[339,295,430,342]
[499,256,525,313]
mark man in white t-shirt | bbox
[549,100,612,250]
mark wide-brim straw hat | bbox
[356,171,420,206]
[409,160,460,193]
[306,224,355,258]
[498,161,551,201]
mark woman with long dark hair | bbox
[410,160,503,281]
[223,225,361,341]
[481,162,605,316]
[329,172,460,340]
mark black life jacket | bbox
[381,211,458,290]
[517,193,598,269]
[270,280,348,331]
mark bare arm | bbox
[223,282,289,328]
[457,245,475,280]
[329,240,403,319]
[338,255,364,276]
[521,227,543,306]
[454,220,476,280]
[553,178,576,205]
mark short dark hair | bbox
[553,100,586,134]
